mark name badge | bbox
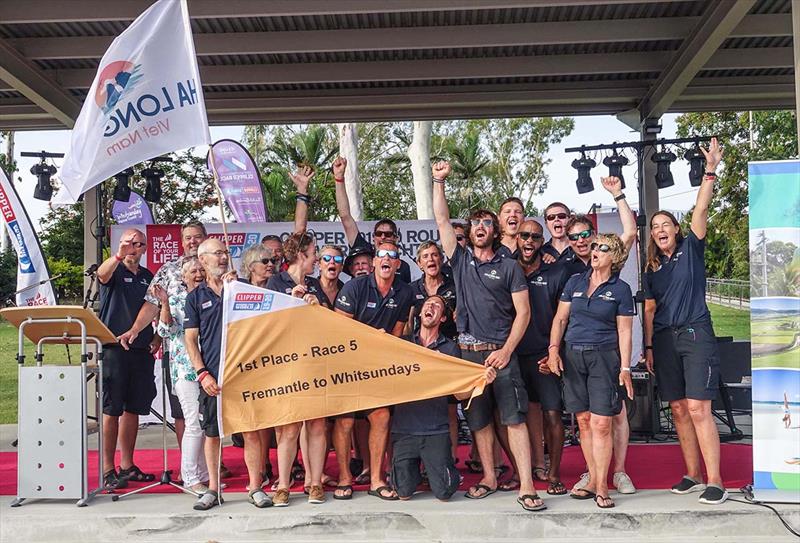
[201,300,212,309]
[415,294,425,300]
[123,277,133,283]
[367,301,377,308]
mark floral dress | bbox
[156,284,196,385]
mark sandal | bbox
[248,488,273,508]
[193,490,223,511]
[547,481,568,495]
[494,464,510,478]
[498,477,521,492]
[368,485,398,501]
[570,488,596,500]
[118,464,155,483]
[333,485,353,500]
[102,469,128,490]
[465,459,483,473]
[465,483,497,499]
[517,494,547,512]
[533,466,548,482]
[595,495,615,509]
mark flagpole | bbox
[207,145,233,272]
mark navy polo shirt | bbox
[335,274,413,332]
[643,231,711,331]
[392,333,461,436]
[449,243,528,345]
[351,232,411,283]
[542,241,576,264]
[266,271,330,308]
[565,255,589,276]
[184,282,223,378]
[561,269,635,347]
[497,244,519,260]
[517,261,571,356]
[409,274,457,339]
[99,264,154,349]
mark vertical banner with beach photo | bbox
[748,159,800,502]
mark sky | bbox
[7,113,699,232]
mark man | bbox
[497,197,524,259]
[343,244,374,279]
[97,228,158,489]
[432,161,545,512]
[392,295,496,501]
[541,202,574,264]
[452,222,467,248]
[514,220,571,495]
[333,157,412,283]
[334,240,414,500]
[185,238,272,510]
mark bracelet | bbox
[334,177,345,183]
[620,367,631,372]
[644,345,653,351]
[296,193,311,203]
[614,193,626,202]
[703,171,717,178]
[433,177,446,184]
[114,254,124,262]
[547,344,559,351]
[198,371,213,383]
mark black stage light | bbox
[112,168,134,202]
[31,161,57,201]
[142,167,164,203]
[602,149,629,189]
[572,152,596,194]
[651,147,677,189]
[684,144,706,187]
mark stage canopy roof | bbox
[0,0,794,130]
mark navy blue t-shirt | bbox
[561,269,635,347]
[517,261,571,356]
[335,274,413,332]
[542,241,576,265]
[351,232,411,284]
[99,264,154,349]
[449,244,528,344]
[565,254,589,276]
[392,333,461,436]
[643,231,711,331]
[184,282,223,378]
[267,271,330,308]
[409,274,457,339]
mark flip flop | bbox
[547,481,568,495]
[498,478,521,492]
[465,483,497,499]
[570,488,596,500]
[517,494,547,512]
[595,495,615,509]
[368,485,398,501]
[533,467,549,482]
[464,460,483,473]
[333,485,353,500]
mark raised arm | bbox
[432,161,458,259]
[601,176,637,252]
[97,235,133,284]
[290,164,313,234]
[691,137,722,240]
[332,157,360,245]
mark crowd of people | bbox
[96,138,728,512]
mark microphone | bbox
[84,263,99,276]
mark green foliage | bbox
[47,257,83,301]
[39,206,84,264]
[676,110,797,280]
[0,249,17,304]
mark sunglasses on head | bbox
[568,229,594,241]
[376,249,399,259]
[320,254,344,264]
[470,218,493,228]
[517,231,544,241]
[590,242,611,253]
[546,212,568,221]
[260,257,281,266]
[455,234,465,241]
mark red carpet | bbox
[0,443,752,495]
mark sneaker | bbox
[308,485,325,504]
[103,469,128,490]
[572,471,590,491]
[613,472,637,495]
[671,476,706,495]
[193,490,223,511]
[273,487,290,507]
[698,485,728,505]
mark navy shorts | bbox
[653,322,720,402]
[519,353,563,412]
[197,388,220,438]
[461,350,528,431]
[391,432,460,500]
[102,347,156,417]
[562,346,622,417]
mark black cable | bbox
[729,493,800,538]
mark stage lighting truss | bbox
[571,151,596,194]
[602,147,629,189]
[20,150,65,202]
[651,146,677,189]
[112,168,134,202]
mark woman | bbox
[548,234,634,509]
[154,256,209,494]
[267,231,328,506]
[643,138,727,505]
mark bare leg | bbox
[354,419,370,476]
[543,410,564,482]
[470,424,498,492]
[527,402,546,476]
[367,408,392,492]
[506,421,539,504]
[118,412,139,470]
[300,422,311,482]
[258,428,272,480]
[493,410,517,481]
[305,418,327,487]
[671,400,704,481]
[242,431,264,491]
[332,417,354,497]
[204,436,220,493]
[612,403,630,474]
[687,399,722,485]
[102,414,119,474]
[276,422,302,489]
[589,414,613,499]
[575,412,595,491]
[174,418,185,452]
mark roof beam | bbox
[0,38,80,128]
[623,0,756,128]
[0,1,685,23]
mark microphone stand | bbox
[5,274,64,307]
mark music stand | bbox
[2,306,115,507]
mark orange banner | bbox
[219,281,486,434]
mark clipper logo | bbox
[532,276,547,286]
[483,269,501,280]
[0,184,35,274]
[208,232,261,258]
[598,290,616,301]
[233,292,274,312]
[96,61,144,114]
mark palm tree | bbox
[445,131,489,218]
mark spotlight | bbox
[684,144,706,187]
[572,151,596,194]
[112,168,134,202]
[651,147,676,189]
[30,161,57,201]
[142,166,164,203]
[602,148,629,189]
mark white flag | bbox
[0,168,57,306]
[55,0,210,204]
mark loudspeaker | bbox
[712,339,751,411]
[627,370,659,438]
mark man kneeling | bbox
[392,296,496,500]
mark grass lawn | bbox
[708,302,751,340]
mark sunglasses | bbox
[590,242,611,253]
[517,231,544,241]
[260,257,281,266]
[546,212,568,221]
[376,249,399,259]
[567,229,594,241]
[320,255,344,264]
[130,241,146,248]
[470,218,493,228]
[374,230,396,239]
[455,234,465,241]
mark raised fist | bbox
[332,156,347,180]
[432,161,451,181]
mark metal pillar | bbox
[83,187,99,308]
[638,118,661,273]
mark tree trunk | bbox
[338,123,363,221]
[408,121,433,219]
